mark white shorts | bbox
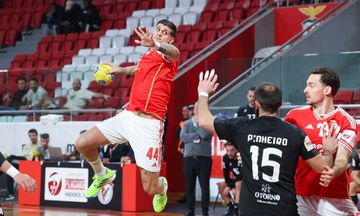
[97,110,164,172]
[297,195,359,216]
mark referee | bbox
[196,70,338,215]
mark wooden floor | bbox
[1,201,227,216]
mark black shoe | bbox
[185,209,195,216]
[4,194,15,201]
[223,204,234,216]
[178,195,186,203]
[234,206,239,216]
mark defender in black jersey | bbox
[235,87,256,119]
[219,142,243,216]
[349,139,360,206]
[196,70,338,216]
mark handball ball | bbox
[94,64,115,85]
[33,145,42,157]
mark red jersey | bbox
[285,106,357,198]
[126,48,179,120]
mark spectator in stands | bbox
[180,103,213,216]
[56,0,82,34]
[78,0,101,32]
[62,78,109,110]
[1,77,27,110]
[45,2,64,35]
[217,142,242,216]
[235,86,256,119]
[22,77,54,110]
[4,129,39,201]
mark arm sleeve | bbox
[214,117,247,144]
[284,110,296,124]
[194,126,213,139]
[0,152,6,166]
[300,131,318,160]
[180,121,200,143]
[222,157,231,185]
[338,119,357,152]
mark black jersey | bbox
[350,149,360,171]
[223,154,243,188]
[214,116,318,216]
[236,104,256,119]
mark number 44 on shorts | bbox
[146,147,160,160]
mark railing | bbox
[0,108,116,122]
[210,104,360,119]
[209,0,350,104]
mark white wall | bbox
[0,121,99,156]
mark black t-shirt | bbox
[214,116,318,216]
[223,154,243,187]
[236,104,256,119]
[350,149,360,171]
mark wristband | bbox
[6,166,20,178]
[199,92,209,98]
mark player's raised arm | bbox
[102,62,137,76]
[197,69,219,133]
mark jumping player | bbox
[196,70,338,215]
[285,67,358,215]
[75,19,179,212]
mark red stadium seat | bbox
[202,29,218,42]
[353,90,360,104]
[87,98,104,108]
[79,32,92,40]
[214,10,229,22]
[178,25,192,32]
[42,35,53,43]
[186,31,202,43]
[0,31,6,47]
[37,42,49,53]
[66,33,78,41]
[73,114,88,121]
[88,113,105,121]
[101,21,114,30]
[76,39,88,49]
[180,43,195,52]
[124,1,138,12]
[22,13,32,29]
[334,90,353,104]
[30,12,43,28]
[139,0,152,10]
[199,11,214,22]
[207,22,223,30]
[113,19,126,29]
[102,88,114,96]
[87,39,99,49]
[114,3,125,13]
[91,31,105,38]
[230,8,246,20]
[192,23,207,31]
[53,35,66,42]
[219,2,235,10]
[64,41,75,51]
[175,32,187,44]
[103,97,121,108]
[204,3,219,12]
[26,53,39,61]
[153,0,165,8]
[120,76,134,88]
[4,29,19,46]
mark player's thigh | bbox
[297,195,321,216]
[126,113,163,173]
[318,198,358,216]
[217,182,227,192]
[75,126,109,150]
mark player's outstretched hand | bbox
[198,69,219,96]
[102,62,124,75]
[134,27,155,48]
[322,124,339,155]
[319,166,335,187]
[14,173,36,192]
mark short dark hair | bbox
[310,67,340,96]
[187,104,194,110]
[224,142,235,147]
[255,83,282,113]
[29,77,38,83]
[156,19,177,37]
[40,133,49,139]
[248,86,256,92]
[28,128,38,135]
[17,77,26,82]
